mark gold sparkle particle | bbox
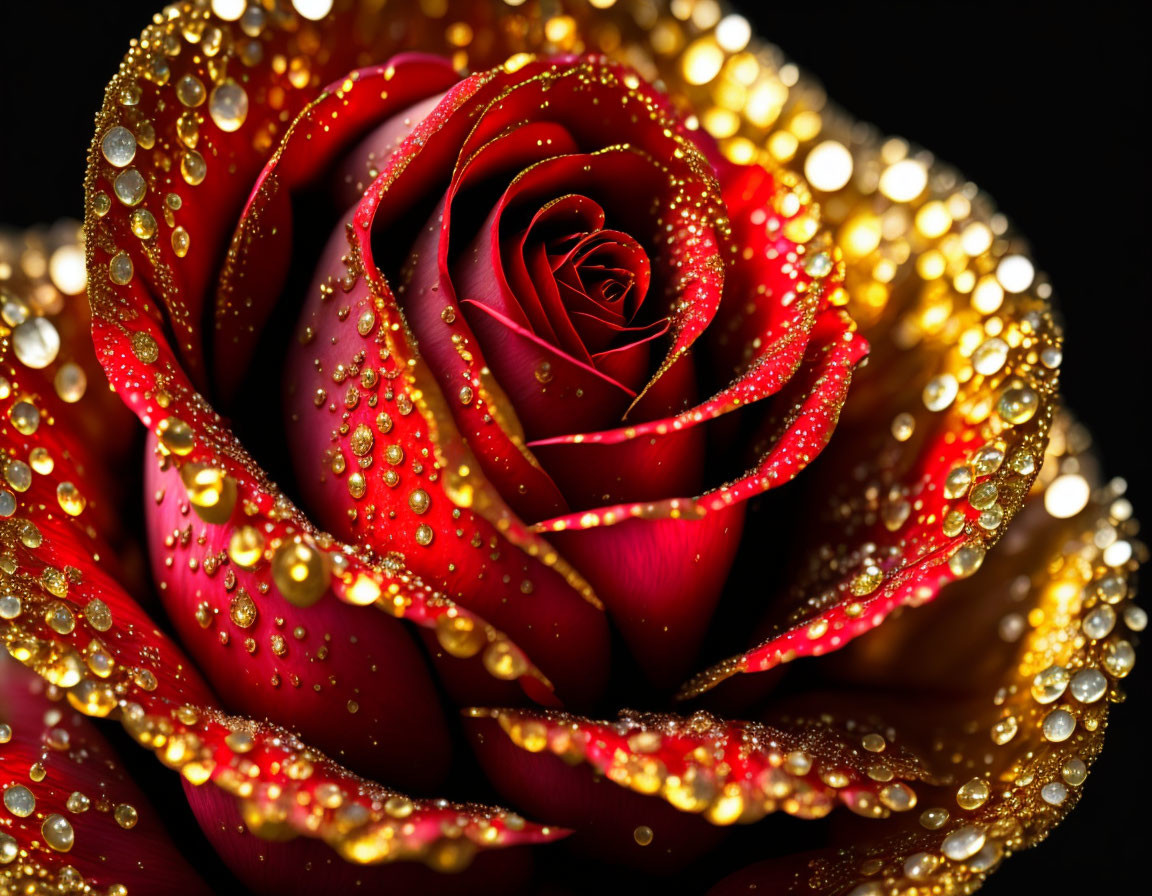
[131,331,159,363]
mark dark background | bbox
[1,1,1146,892]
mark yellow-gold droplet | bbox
[56,481,87,516]
[948,544,985,578]
[180,464,237,523]
[229,525,265,568]
[436,613,486,658]
[483,640,528,680]
[633,825,654,846]
[42,814,74,852]
[230,589,258,628]
[345,574,381,607]
[956,777,990,810]
[408,488,431,514]
[114,804,139,829]
[271,540,330,607]
[997,386,1039,425]
[156,417,195,455]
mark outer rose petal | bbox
[3,240,562,884]
[213,57,463,399]
[0,659,208,895]
[143,432,453,789]
[680,176,1061,699]
[185,784,538,896]
[709,417,1142,893]
[465,705,934,872]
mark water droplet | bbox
[101,125,136,167]
[12,317,60,369]
[209,80,248,131]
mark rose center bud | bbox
[466,191,664,402]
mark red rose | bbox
[0,2,1141,895]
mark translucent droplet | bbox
[114,168,147,206]
[3,784,35,817]
[1031,665,1069,704]
[12,317,61,369]
[1082,605,1116,640]
[42,813,75,851]
[181,150,208,185]
[990,716,1018,745]
[997,386,1039,425]
[1062,758,1088,786]
[941,824,986,861]
[903,852,939,881]
[101,125,137,167]
[971,337,1009,375]
[131,208,157,239]
[55,362,87,402]
[172,226,191,257]
[1102,639,1135,678]
[209,80,249,131]
[1069,668,1107,703]
[890,412,915,441]
[408,489,431,514]
[271,540,330,607]
[923,374,958,412]
[176,74,206,107]
[229,526,265,568]
[956,777,990,810]
[948,544,984,578]
[1040,781,1067,806]
[919,807,949,829]
[1041,709,1076,743]
[108,252,134,285]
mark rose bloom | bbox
[0,1,1143,894]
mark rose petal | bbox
[185,782,538,896]
[213,57,461,399]
[0,659,208,895]
[466,704,935,873]
[710,418,1142,892]
[1,395,565,876]
[681,266,1058,700]
[283,214,610,707]
[143,433,453,789]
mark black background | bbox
[1,1,1146,892]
